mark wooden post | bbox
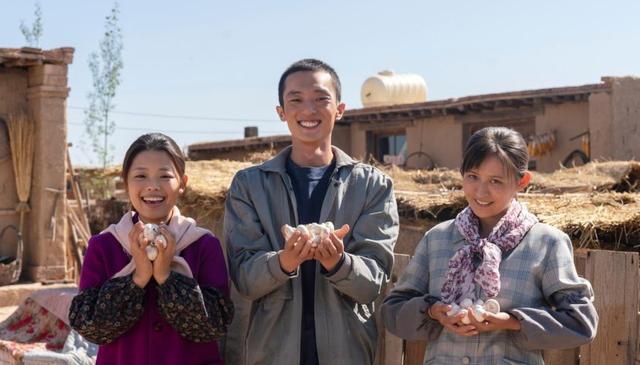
[376,254,411,365]
[386,253,427,365]
[580,250,639,365]
[404,341,427,365]
[543,349,578,365]
[66,149,91,235]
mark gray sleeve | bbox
[323,171,399,304]
[223,171,294,301]
[382,233,444,341]
[510,234,598,350]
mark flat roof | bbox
[339,80,612,124]
[0,47,74,68]
[188,134,291,153]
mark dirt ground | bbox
[0,306,17,322]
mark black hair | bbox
[121,133,186,181]
[278,58,341,107]
[461,127,529,180]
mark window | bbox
[367,130,407,164]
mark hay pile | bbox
[76,166,121,179]
[527,193,640,249]
[385,161,640,194]
[179,160,252,223]
[396,191,640,249]
[396,191,467,221]
[528,161,640,193]
[381,165,462,192]
[87,159,640,251]
[244,150,277,164]
[180,159,640,249]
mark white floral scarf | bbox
[440,199,538,304]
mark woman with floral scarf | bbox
[382,127,597,365]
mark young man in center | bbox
[224,59,399,365]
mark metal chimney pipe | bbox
[244,126,258,138]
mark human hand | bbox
[128,221,153,288]
[153,225,176,285]
[467,307,520,333]
[278,225,316,273]
[315,224,349,272]
[428,302,478,336]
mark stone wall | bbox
[609,77,640,160]
[25,63,71,281]
[0,48,74,282]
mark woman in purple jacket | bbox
[69,133,233,365]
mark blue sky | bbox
[2,0,639,166]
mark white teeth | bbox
[475,200,491,206]
[142,197,164,202]
[299,120,320,128]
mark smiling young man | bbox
[224,59,399,365]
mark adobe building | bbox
[332,76,640,172]
[0,47,74,282]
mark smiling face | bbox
[462,154,530,233]
[276,70,345,148]
[126,150,187,224]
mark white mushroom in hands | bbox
[143,223,168,261]
[446,298,504,324]
[282,222,335,247]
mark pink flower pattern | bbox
[0,297,70,360]
[440,199,538,304]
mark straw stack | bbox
[528,161,640,193]
[1,112,34,284]
[6,112,35,234]
[382,165,462,192]
[395,191,640,250]
[382,161,640,194]
[178,160,252,224]
[175,159,640,250]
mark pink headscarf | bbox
[103,207,210,279]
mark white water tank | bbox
[361,70,427,108]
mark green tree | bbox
[19,1,43,47]
[84,2,124,168]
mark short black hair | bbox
[278,58,341,107]
[461,127,529,180]
[121,133,186,181]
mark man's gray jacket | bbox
[223,146,399,365]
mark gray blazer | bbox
[382,220,598,365]
[224,146,399,365]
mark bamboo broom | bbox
[6,112,35,235]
